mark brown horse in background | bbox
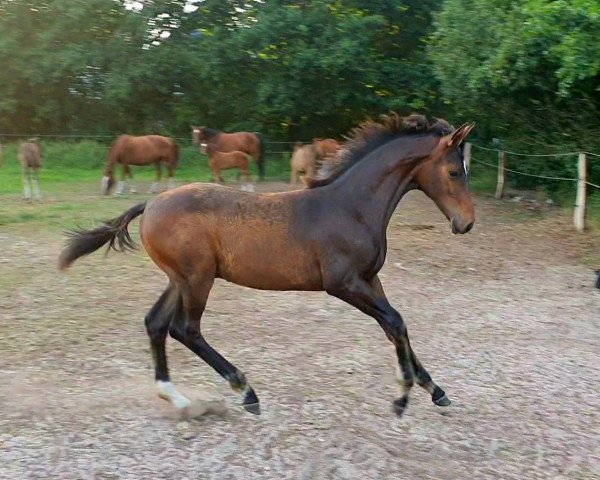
[102,135,179,195]
[191,126,265,180]
[19,138,42,201]
[201,142,253,191]
[60,114,475,419]
[313,138,341,163]
[289,142,317,185]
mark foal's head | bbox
[413,123,476,234]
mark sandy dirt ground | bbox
[1,182,599,479]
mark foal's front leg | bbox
[370,276,450,407]
[327,274,450,416]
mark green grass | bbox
[0,140,292,196]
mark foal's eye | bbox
[449,170,461,179]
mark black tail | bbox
[255,132,266,180]
[58,202,147,270]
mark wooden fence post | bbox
[574,152,587,232]
[463,142,472,172]
[495,150,506,199]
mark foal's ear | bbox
[447,122,475,147]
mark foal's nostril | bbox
[465,221,474,233]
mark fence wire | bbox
[1,133,599,189]
[470,144,600,190]
[471,143,582,158]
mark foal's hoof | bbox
[243,402,261,415]
[242,387,261,415]
[392,397,408,417]
[432,386,451,407]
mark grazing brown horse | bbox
[191,126,265,180]
[289,142,318,185]
[101,135,179,195]
[201,142,253,191]
[59,114,475,418]
[19,138,42,201]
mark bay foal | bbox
[60,114,475,417]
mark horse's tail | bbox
[255,132,266,180]
[58,202,147,270]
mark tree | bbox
[429,0,600,151]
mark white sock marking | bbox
[101,176,110,194]
[23,182,31,199]
[114,180,125,195]
[156,381,191,410]
[32,179,41,200]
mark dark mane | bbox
[306,113,455,189]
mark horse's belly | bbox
[216,242,322,291]
[220,268,323,291]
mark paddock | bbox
[0,181,598,479]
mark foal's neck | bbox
[327,136,436,231]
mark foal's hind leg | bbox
[145,286,191,410]
[169,277,261,414]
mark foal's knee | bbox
[384,313,407,341]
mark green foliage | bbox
[429,0,600,190]
[0,0,598,194]
[0,0,438,138]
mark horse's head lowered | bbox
[413,122,476,234]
